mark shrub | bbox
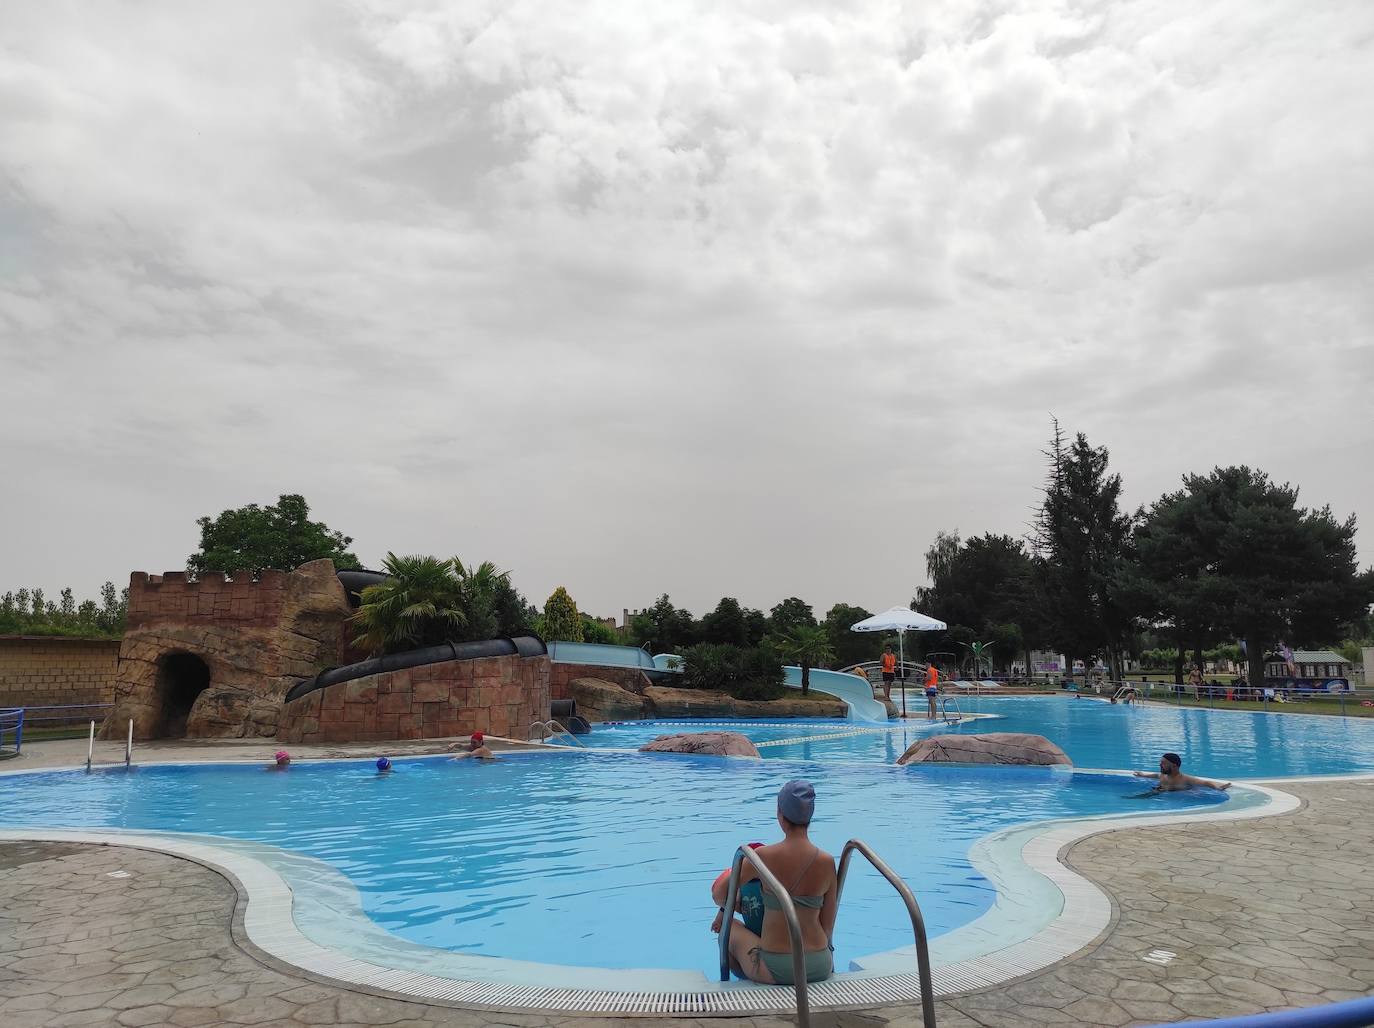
[680,643,785,700]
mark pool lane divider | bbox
[0,776,1306,1016]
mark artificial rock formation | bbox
[639,731,761,759]
[100,560,353,741]
[641,685,846,719]
[897,732,1071,767]
[568,677,650,721]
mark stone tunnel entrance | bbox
[152,651,211,737]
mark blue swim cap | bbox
[376,756,391,771]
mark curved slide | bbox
[783,667,889,723]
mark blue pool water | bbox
[584,696,1374,778]
[1,751,1224,976]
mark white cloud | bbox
[2,0,1372,618]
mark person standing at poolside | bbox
[880,646,897,699]
[1187,665,1203,698]
[925,662,940,719]
[1133,752,1230,792]
[721,780,837,986]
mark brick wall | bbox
[277,652,551,744]
[126,570,288,629]
[548,662,652,701]
[0,636,122,708]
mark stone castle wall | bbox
[102,560,354,740]
[0,637,122,709]
[277,652,550,744]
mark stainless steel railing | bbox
[837,839,937,1028]
[526,720,585,747]
[718,839,938,1028]
[718,844,815,1027]
[940,696,962,724]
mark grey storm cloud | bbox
[2,0,1372,619]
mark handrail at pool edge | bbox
[719,844,812,1028]
[836,838,937,1028]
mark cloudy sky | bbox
[3,0,1372,621]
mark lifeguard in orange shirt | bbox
[925,663,940,719]
[880,646,897,699]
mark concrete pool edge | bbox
[0,776,1311,1016]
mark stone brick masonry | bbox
[276,652,550,744]
[100,560,354,741]
[0,636,121,708]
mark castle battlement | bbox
[126,569,290,627]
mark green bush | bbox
[680,643,785,700]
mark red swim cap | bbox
[471,731,484,742]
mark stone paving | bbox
[1,780,1371,1027]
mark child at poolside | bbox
[449,731,497,760]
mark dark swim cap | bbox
[1162,752,1182,769]
[376,756,392,771]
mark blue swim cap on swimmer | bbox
[778,779,816,825]
[376,756,391,771]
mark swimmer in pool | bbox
[267,750,290,771]
[721,780,837,986]
[449,731,496,760]
[375,756,393,774]
[1133,752,1230,792]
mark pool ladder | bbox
[718,839,937,1028]
[526,719,584,747]
[941,696,962,724]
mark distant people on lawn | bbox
[1188,665,1204,697]
[1133,752,1230,792]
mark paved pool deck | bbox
[2,776,1371,1027]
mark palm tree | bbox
[452,558,508,641]
[961,640,994,677]
[775,625,836,696]
[350,553,466,656]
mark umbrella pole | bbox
[899,631,907,719]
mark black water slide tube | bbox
[284,634,548,705]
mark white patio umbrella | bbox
[851,606,948,718]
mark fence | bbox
[0,707,21,754]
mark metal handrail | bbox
[527,719,584,747]
[718,845,814,1028]
[941,696,962,724]
[0,707,22,754]
[836,839,937,1028]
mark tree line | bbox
[0,583,128,639]
[917,419,1374,687]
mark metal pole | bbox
[719,846,812,1028]
[87,720,94,772]
[125,718,133,768]
[899,630,907,719]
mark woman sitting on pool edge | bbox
[720,780,837,986]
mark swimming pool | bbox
[582,696,1374,778]
[0,695,1340,998]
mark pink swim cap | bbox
[274,750,290,762]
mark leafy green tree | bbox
[679,643,785,700]
[580,615,620,644]
[700,597,751,647]
[822,603,881,668]
[772,624,835,696]
[630,594,696,652]
[1135,467,1372,688]
[350,554,467,655]
[492,577,536,637]
[767,597,816,635]
[188,494,361,577]
[541,586,584,642]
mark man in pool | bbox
[721,780,837,986]
[449,731,497,760]
[1133,752,1230,792]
